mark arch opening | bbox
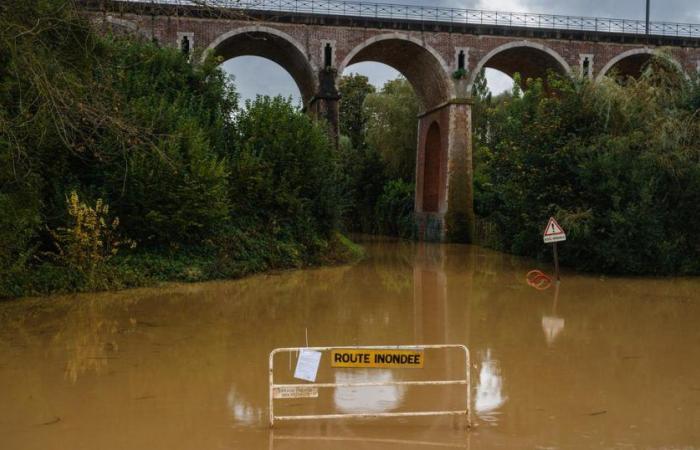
[482,68,516,97]
[342,61,402,90]
[339,36,452,111]
[597,50,686,83]
[206,28,317,105]
[422,122,442,213]
[470,42,571,91]
[223,56,302,107]
[605,53,652,81]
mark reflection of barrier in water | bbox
[541,281,565,346]
[474,349,507,423]
[268,432,470,449]
[333,370,405,414]
[227,386,264,425]
[268,345,471,428]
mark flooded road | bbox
[1,239,699,449]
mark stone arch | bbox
[338,33,453,110]
[203,26,317,104]
[468,40,572,91]
[596,48,686,82]
[422,121,442,213]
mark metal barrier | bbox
[100,0,700,38]
[268,344,471,427]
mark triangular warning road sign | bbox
[543,217,566,243]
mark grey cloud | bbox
[392,0,698,23]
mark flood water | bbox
[1,239,699,449]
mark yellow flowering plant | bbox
[50,191,135,277]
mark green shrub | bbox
[375,180,415,238]
[231,96,342,248]
[475,62,700,275]
[0,1,359,299]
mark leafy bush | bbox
[0,1,357,298]
[475,62,700,275]
[231,96,342,248]
[375,180,415,238]
[50,192,134,278]
[337,75,419,236]
[364,78,420,181]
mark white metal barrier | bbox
[268,344,471,427]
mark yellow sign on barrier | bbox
[331,349,424,369]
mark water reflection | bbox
[268,431,469,449]
[412,243,449,345]
[333,370,405,413]
[474,350,506,422]
[227,386,263,425]
[541,282,565,346]
[3,240,700,449]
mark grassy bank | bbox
[3,231,363,298]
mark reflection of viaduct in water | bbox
[412,243,473,346]
[412,243,474,428]
[83,1,700,242]
[413,244,449,345]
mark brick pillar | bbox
[415,100,475,243]
[307,69,340,145]
[445,100,475,243]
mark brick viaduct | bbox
[82,1,700,242]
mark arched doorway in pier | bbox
[422,122,441,213]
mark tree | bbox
[364,78,420,181]
[471,69,492,145]
[338,74,375,148]
[232,96,342,243]
[474,66,700,275]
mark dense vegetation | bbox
[474,62,700,275]
[0,0,359,298]
[2,1,699,300]
[338,75,419,238]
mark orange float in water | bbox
[526,270,552,290]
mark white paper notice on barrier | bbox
[294,349,322,382]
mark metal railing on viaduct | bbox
[103,0,700,38]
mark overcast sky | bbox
[224,0,700,106]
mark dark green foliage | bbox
[375,180,415,238]
[99,38,235,246]
[338,74,375,149]
[338,135,390,233]
[475,63,700,275]
[231,96,342,249]
[337,75,419,237]
[365,78,420,181]
[0,0,353,298]
[471,69,492,144]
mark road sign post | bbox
[543,217,566,281]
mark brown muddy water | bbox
[1,239,699,449]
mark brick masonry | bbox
[87,4,700,242]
